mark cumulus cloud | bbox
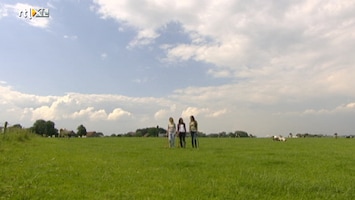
[108,108,132,120]
[1,80,355,135]
[71,107,106,121]
[154,104,177,120]
[0,84,176,133]
[92,0,355,102]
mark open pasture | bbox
[1,132,354,199]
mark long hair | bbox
[178,118,184,124]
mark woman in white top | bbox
[177,118,186,148]
[167,117,176,148]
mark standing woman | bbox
[167,117,176,148]
[189,116,198,148]
[177,118,186,148]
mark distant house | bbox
[86,131,104,137]
[59,129,75,137]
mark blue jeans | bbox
[179,132,186,148]
[168,133,175,148]
[191,131,198,148]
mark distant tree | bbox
[96,132,104,137]
[197,132,206,137]
[228,132,236,138]
[147,127,159,137]
[218,131,227,137]
[135,127,166,137]
[31,119,58,137]
[77,124,87,137]
[135,130,143,137]
[124,132,135,137]
[208,133,219,138]
[235,130,249,137]
[11,124,23,129]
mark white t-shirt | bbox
[179,124,186,132]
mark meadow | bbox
[1,129,354,200]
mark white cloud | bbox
[71,107,96,120]
[300,102,355,115]
[67,107,107,121]
[108,108,131,120]
[154,109,168,120]
[89,109,107,120]
[127,29,160,48]
[92,0,355,100]
[207,69,233,78]
[31,106,55,121]
[63,35,78,40]
[1,81,355,135]
[345,102,355,109]
[181,107,228,119]
[207,109,228,118]
[154,104,176,120]
[0,84,175,133]
[181,107,209,118]
[0,4,9,19]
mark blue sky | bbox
[1,0,355,136]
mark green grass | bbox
[1,131,354,199]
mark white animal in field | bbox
[272,135,287,142]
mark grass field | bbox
[1,129,354,199]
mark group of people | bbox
[167,115,198,148]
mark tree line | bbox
[2,119,252,138]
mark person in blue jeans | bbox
[189,115,198,148]
[167,117,176,148]
[177,118,186,148]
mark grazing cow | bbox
[272,135,287,142]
